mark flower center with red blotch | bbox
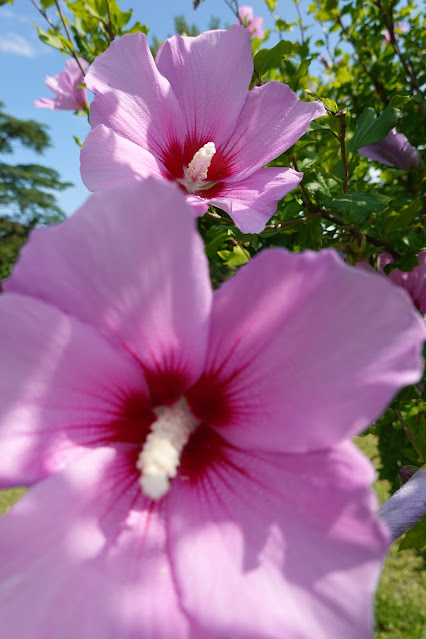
[162,138,233,198]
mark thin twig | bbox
[223,0,242,24]
[104,0,115,42]
[53,0,86,76]
[396,409,421,458]
[264,213,321,230]
[293,0,305,45]
[337,110,348,194]
[31,0,56,29]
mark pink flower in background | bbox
[377,251,426,313]
[34,58,88,111]
[80,27,325,233]
[1,178,426,638]
[382,23,408,43]
[238,5,265,39]
[358,128,420,171]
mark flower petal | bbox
[378,251,426,313]
[5,180,212,404]
[85,32,185,162]
[186,249,426,453]
[206,167,303,232]
[168,440,388,639]
[0,293,150,487]
[0,446,203,638]
[221,81,326,180]
[156,26,253,148]
[80,125,165,191]
[378,469,426,541]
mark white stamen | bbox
[183,141,216,193]
[137,401,198,500]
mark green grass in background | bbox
[0,436,424,638]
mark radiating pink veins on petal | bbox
[85,32,186,163]
[156,26,253,149]
[0,293,153,487]
[168,440,388,639]
[0,445,205,639]
[186,249,426,453]
[80,125,165,190]
[204,167,303,233]
[220,81,326,180]
[5,180,213,404]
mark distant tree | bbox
[0,102,71,279]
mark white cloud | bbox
[0,32,36,57]
[1,8,32,23]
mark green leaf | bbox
[298,218,323,250]
[384,253,419,274]
[40,0,55,8]
[385,199,422,232]
[289,58,311,90]
[253,40,296,76]
[217,245,250,267]
[323,193,390,223]
[399,516,426,551]
[348,104,402,152]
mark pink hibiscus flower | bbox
[377,251,426,313]
[358,128,420,171]
[238,5,266,39]
[80,27,325,233]
[34,57,88,111]
[1,179,425,638]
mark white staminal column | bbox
[137,400,198,500]
[184,142,216,193]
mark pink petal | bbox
[0,446,202,638]
[33,97,55,109]
[168,440,388,639]
[80,125,165,191]
[5,179,212,403]
[186,249,426,453]
[156,26,253,148]
[378,251,426,313]
[206,167,303,233]
[0,293,150,487]
[221,81,326,180]
[85,33,185,162]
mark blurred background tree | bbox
[0,102,70,279]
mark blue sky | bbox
[0,0,303,217]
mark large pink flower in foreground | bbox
[34,57,88,111]
[1,179,425,638]
[377,251,426,313]
[80,27,325,232]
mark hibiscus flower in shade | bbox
[1,178,426,639]
[34,58,88,111]
[358,128,420,171]
[238,5,266,39]
[80,26,325,233]
[377,251,426,314]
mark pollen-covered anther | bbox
[137,400,198,500]
[183,142,216,192]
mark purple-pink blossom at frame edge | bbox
[238,5,266,39]
[34,57,88,111]
[377,251,426,313]
[358,128,420,171]
[80,27,325,233]
[0,178,425,638]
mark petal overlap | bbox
[5,180,213,397]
